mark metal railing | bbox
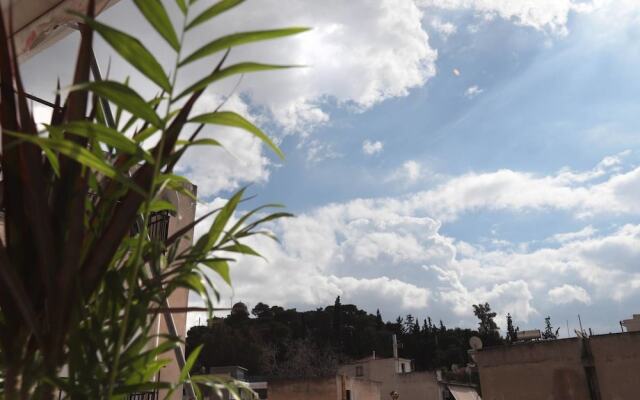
[148,210,170,242]
[128,391,158,400]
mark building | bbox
[474,330,640,400]
[621,314,640,332]
[339,356,440,400]
[268,375,381,400]
[151,186,198,399]
[201,366,258,400]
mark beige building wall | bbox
[155,184,198,399]
[269,375,381,400]
[340,358,440,400]
[475,332,640,400]
[590,333,640,399]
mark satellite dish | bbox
[469,336,483,350]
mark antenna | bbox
[578,314,584,334]
[469,336,483,351]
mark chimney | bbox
[392,334,398,359]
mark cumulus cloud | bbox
[176,94,271,197]
[387,160,424,184]
[92,0,437,194]
[188,154,640,328]
[362,140,384,155]
[31,103,52,128]
[417,0,596,35]
[464,85,483,99]
[430,17,457,38]
[177,0,438,134]
[550,226,597,243]
[548,284,592,304]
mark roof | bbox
[1,0,120,60]
[342,356,412,365]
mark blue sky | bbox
[22,0,640,336]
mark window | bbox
[401,363,406,373]
[346,389,352,400]
[355,366,363,377]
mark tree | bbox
[473,303,499,335]
[413,320,421,335]
[333,296,343,347]
[427,317,434,333]
[506,313,519,343]
[376,309,384,328]
[0,1,303,397]
[405,314,416,333]
[252,302,273,319]
[542,316,559,339]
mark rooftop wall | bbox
[475,332,640,400]
[268,375,381,400]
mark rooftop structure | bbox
[474,330,640,400]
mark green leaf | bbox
[195,188,244,252]
[76,14,172,92]
[175,62,295,101]
[179,27,310,66]
[201,259,230,285]
[176,138,222,147]
[189,111,283,159]
[180,345,203,382]
[42,147,61,176]
[186,0,244,31]
[133,0,180,51]
[175,0,188,14]
[148,199,177,213]
[5,131,145,195]
[55,121,154,162]
[73,81,163,128]
[227,204,284,236]
[218,243,262,258]
[133,125,159,143]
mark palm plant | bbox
[0,0,304,398]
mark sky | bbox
[21,0,640,336]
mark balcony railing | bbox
[148,210,170,242]
[127,391,157,400]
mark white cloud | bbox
[548,284,592,304]
[550,226,597,243]
[362,140,384,155]
[32,103,52,129]
[387,160,424,184]
[179,0,437,134]
[176,94,271,197]
[464,85,483,99]
[189,153,640,328]
[417,0,596,35]
[91,0,437,195]
[430,17,458,38]
[333,276,430,310]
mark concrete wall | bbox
[590,333,640,400]
[475,332,640,400]
[269,376,338,400]
[340,358,440,400]
[344,375,382,400]
[156,184,198,399]
[269,375,381,400]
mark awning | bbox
[1,0,120,60]
[448,385,482,400]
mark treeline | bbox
[185,298,556,378]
